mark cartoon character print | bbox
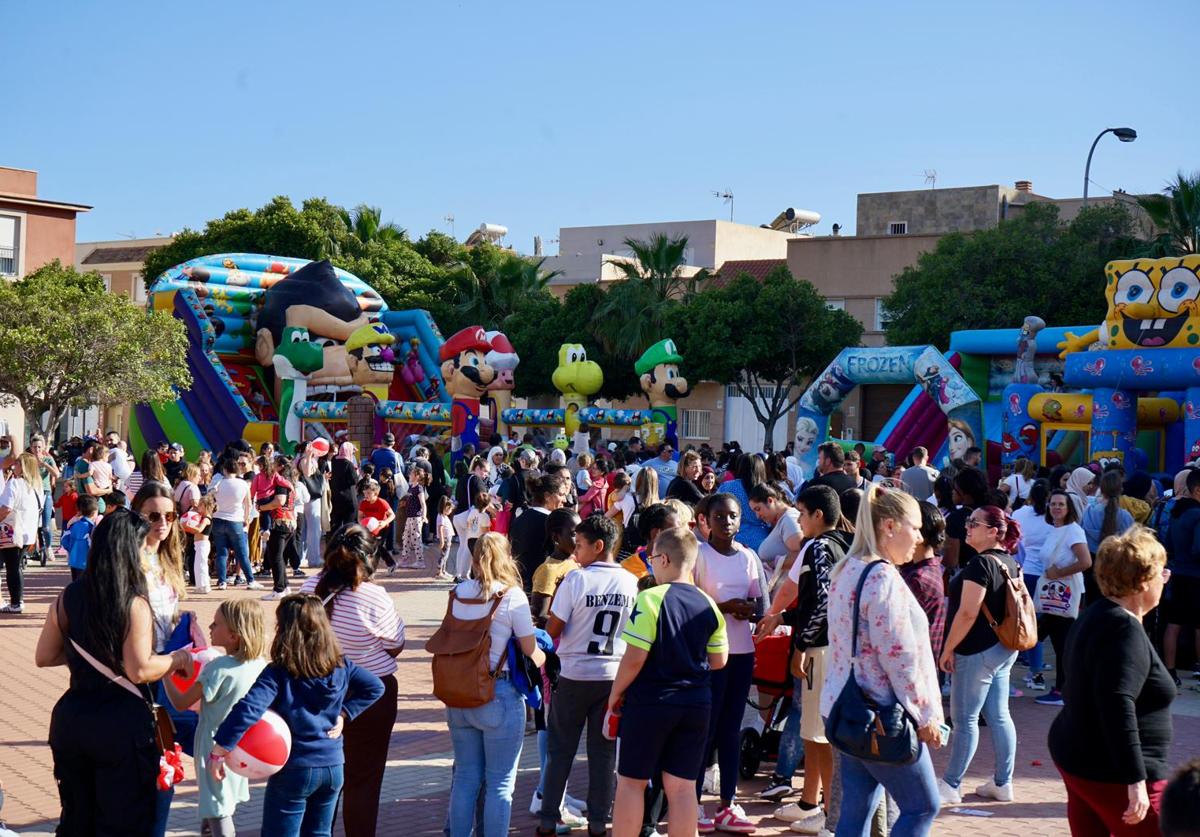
[1008,393,1023,415]
[1020,423,1038,449]
[1190,438,1200,463]
[1093,403,1110,420]
[918,364,951,406]
[807,364,854,414]
[1186,401,1200,422]
[1002,433,1019,454]
[1074,403,1087,419]
[1083,358,1106,376]
[1111,392,1132,410]
[1042,399,1063,421]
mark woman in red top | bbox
[259,456,299,600]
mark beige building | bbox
[75,237,174,306]
[0,166,91,443]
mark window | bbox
[825,297,845,311]
[133,272,147,303]
[874,298,892,332]
[888,221,907,235]
[682,409,711,440]
[100,273,112,292]
[0,215,18,276]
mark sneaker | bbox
[1035,690,1064,706]
[759,777,793,801]
[563,794,587,818]
[1008,687,1024,699]
[774,803,816,822]
[262,590,288,601]
[974,780,1014,802]
[697,805,715,834]
[937,779,962,807]
[702,764,721,796]
[197,586,211,595]
[789,810,826,834]
[435,572,455,581]
[246,581,265,590]
[557,807,587,829]
[291,569,305,578]
[530,790,544,816]
[713,804,755,834]
[215,583,227,591]
[1024,673,1047,691]
[0,603,23,614]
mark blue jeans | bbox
[447,678,525,837]
[944,643,1017,789]
[152,786,173,837]
[261,764,344,837]
[1022,574,1045,674]
[835,746,939,837]
[209,518,254,585]
[774,676,805,780]
[40,491,53,554]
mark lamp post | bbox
[1083,127,1137,207]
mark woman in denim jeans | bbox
[821,485,945,837]
[938,505,1023,806]
[209,456,261,590]
[444,534,545,837]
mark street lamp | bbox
[1083,127,1137,207]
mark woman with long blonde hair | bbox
[821,484,944,836]
[442,532,545,835]
[0,452,45,612]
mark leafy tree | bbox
[1137,170,1200,256]
[593,234,709,358]
[413,229,467,267]
[446,243,562,333]
[339,204,407,251]
[882,202,1142,348]
[672,266,863,443]
[0,261,190,436]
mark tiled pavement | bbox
[3,557,1199,836]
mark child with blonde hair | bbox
[189,493,217,594]
[165,599,268,836]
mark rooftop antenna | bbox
[923,169,937,190]
[119,230,137,239]
[444,214,456,238]
[712,189,734,221]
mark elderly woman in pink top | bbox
[821,484,945,837]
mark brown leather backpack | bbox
[981,557,1038,652]
[426,590,506,708]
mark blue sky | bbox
[7,1,1197,250]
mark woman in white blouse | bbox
[0,453,45,613]
[304,524,405,837]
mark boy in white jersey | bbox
[538,515,638,837]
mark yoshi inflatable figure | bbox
[551,344,604,437]
[273,326,325,454]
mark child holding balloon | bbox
[164,599,267,837]
[209,595,385,836]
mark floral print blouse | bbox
[819,555,944,729]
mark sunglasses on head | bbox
[145,511,178,524]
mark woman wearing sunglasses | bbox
[937,505,1022,807]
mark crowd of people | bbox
[4,424,1200,836]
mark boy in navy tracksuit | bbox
[61,495,100,582]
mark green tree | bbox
[0,261,190,436]
[446,243,562,332]
[593,234,709,358]
[1137,170,1200,256]
[339,204,407,251]
[882,202,1142,348]
[672,266,863,443]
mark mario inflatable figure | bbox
[635,338,689,456]
[439,326,497,466]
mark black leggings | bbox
[1039,614,1074,692]
[2,546,25,605]
[696,651,755,803]
[267,526,299,593]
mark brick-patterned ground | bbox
[2,557,1198,836]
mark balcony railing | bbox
[0,246,15,276]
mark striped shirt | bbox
[300,576,405,677]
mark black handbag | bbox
[824,560,920,765]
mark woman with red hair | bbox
[937,504,1023,807]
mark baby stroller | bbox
[739,628,794,779]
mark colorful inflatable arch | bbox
[794,346,983,476]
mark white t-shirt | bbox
[1042,522,1087,574]
[1013,505,1051,576]
[0,478,41,547]
[213,476,250,523]
[785,458,805,491]
[465,508,491,540]
[1004,473,1032,501]
[108,448,133,487]
[452,580,534,669]
[610,491,635,523]
[437,513,454,546]
[549,562,638,681]
[759,508,802,567]
[695,542,762,655]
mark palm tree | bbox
[450,254,562,329]
[593,234,709,357]
[1136,171,1200,256]
[340,204,407,250]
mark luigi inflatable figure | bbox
[635,338,690,456]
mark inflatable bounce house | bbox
[794,255,1200,478]
[132,253,521,460]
